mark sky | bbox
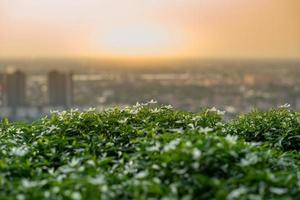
[0,0,300,59]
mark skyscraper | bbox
[48,70,73,107]
[0,73,6,106]
[5,70,27,107]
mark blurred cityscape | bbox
[0,59,299,121]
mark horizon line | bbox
[0,55,300,62]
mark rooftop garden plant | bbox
[0,102,299,199]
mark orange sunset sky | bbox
[0,0,300,59]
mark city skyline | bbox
[0,0,300,59]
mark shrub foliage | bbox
[0,103,299,199]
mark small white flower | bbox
[225,135,238,144]
[16,194,25,200]
[168,128,184,133]
[78,166,85,172]
[52,186,60,193]
[50,110,60,114]
[199,127,213,134]
[153,177,161,184]
[147,142,161,152]
[188,123,195,130]
[69,158,80,167]
[247,142,262,146]
[11,146,28,156]
[227,186,248,200]
[56,174,66,182]
[15,129,24,134]
[150,108,160,113]
[240,153,259,166]
[86,160,95,166]
[88,175,105,185]
[185,141,192,147]
[47,125,59,133]
[86,107,96,112]
[21,179,39,188]
[192,148,202,159]
[192,162,200,169]
[101,185,108,192]
[118,118,128,124]
[129,109,139,115]
[209,107,226,115]
[269,187,288,195]
[44,191,50,198]
[48,168,55,175]
[133,102,141,108]
[70,108,79,112]
[71,192,81,200]
[163,139,181,152]
[170,184,178,194]
[152,164,160,170]
[279,103,291,108]
[148,99,157,104]
[164,105,173,109]
[135,171,148,179]
[59,166,73,174]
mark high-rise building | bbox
[5,70,27,107]
[48,70,73,107]
[0,73,6,106]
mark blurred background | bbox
[0,0,299,121]
[0,59,299,121]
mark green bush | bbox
[226,108,300,151]
[0,104,299,199]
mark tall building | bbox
[5,70,27,107]
[0,73,5,106]
[48,70,73,107]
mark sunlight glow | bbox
[104,27,167,51]
[0,0,299,59]
[100,25,178,56]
